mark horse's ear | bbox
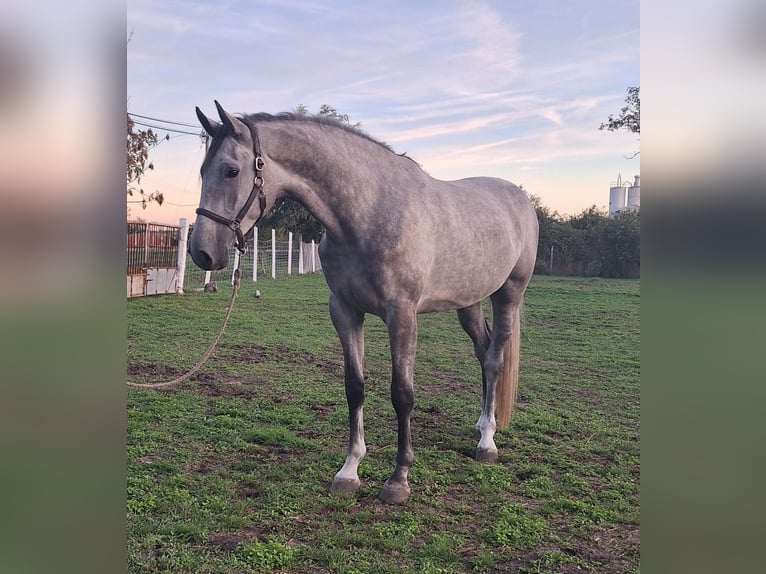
[214,100,248,139]
[196,106,220,137]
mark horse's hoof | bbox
[330,477,361,493]
[379,480,411,504]
[475,448,499,462]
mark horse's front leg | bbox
[380,304,418,504]
[329,294,367,494]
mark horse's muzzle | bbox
[188,228,229,270]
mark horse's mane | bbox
[202,111,413,175]
[242,112,405,157]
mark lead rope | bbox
[127,266,241,389]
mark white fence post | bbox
[204,270,211,286]
[311,240,317,272]
[176,218,188,293]
[271,228,276,279]
[253,227,258,283]
[287,231,293,275]
[298,241,304,274]
[231,249,240,285]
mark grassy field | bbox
[127,274,640,573]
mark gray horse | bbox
[190,102,538,504]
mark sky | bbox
[127,0,639,225]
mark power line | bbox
[128,112,198,128]
[130,118,202,137]
[127,113,207,211]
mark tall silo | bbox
[609,174,627,216]
[626,175,640,211]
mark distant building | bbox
[608,174,640,217]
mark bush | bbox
[532,198,640,278]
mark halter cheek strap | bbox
[196,123,267,254]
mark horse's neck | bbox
[264,122,397,239]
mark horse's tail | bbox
[495,303,521,429]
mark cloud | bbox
[128,0,639,219]
[381,111,523,143]
[453,0,523,74]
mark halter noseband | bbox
[196,123,267,254]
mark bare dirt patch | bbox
[207,529,265,551]
[127,362,185,380]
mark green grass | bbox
[128,274,639,573]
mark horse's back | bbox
[445,176,535,220]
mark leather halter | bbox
[196,123,266,254]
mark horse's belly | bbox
[417,277,504,313]
[417,297,476,313]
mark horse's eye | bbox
[225,167,240,179]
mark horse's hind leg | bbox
[457,303,491,429]
[329,294,367,494]
[474,281,525,462]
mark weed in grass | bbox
[514,462,553,481]
[159,522,204,543]
[470,548,502,573]
[127,477,158,515]
[231,457,263,473]
[244,426,311,450]
[488,503,548,549]
[419,532,461,565]
[373,510,421,548]
[545,495,584,513]
[521,475,554,499]
[311,545,369,574]
[541,495,620,528]
[419,559,460,574]
[519,549,591,574]
[218,514,252,530]
[144,458,179,476]
[560,471,593,496]
[471,462,516,493]
[238,539,295,572]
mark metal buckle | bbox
[255,156,265,171]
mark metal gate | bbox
[127,222,181,297]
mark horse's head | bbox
[189,101,265,270]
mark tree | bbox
[261,105,360,241]
[528,193,559,268]
[595,211,640,278]
[531,200,640,278]
[600,86,640,134]
[294,103,361,128]
[259,197,325,242]
[127,113,165,210]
